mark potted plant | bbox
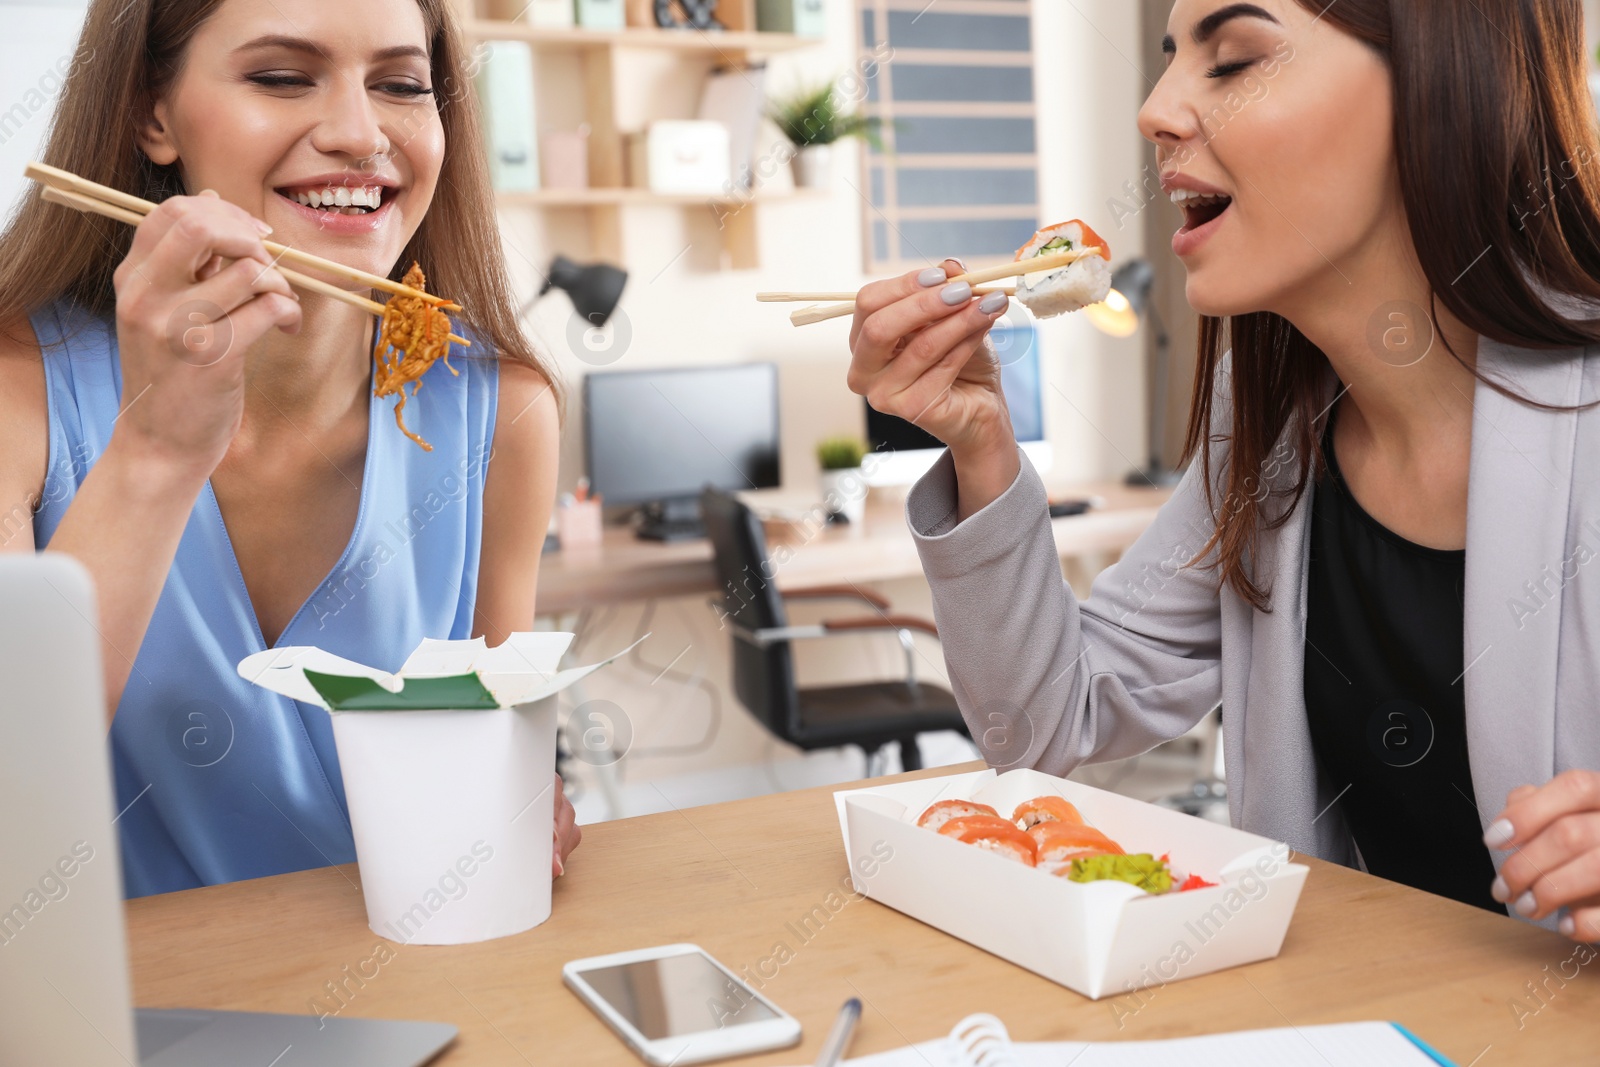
[816,435,869,524]
[767,80,886,189]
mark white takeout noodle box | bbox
[834,768,1309,1000]
[239,632,637,945]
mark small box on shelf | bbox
[541,128,591,189]
[517,0,576,27]
[626,0,758,32]
[624,121,732,196]
[474,40,539,193]
[576,0,626,29]
[755,0,824,36]
[480,0,572,25]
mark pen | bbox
[812,997,861,1067]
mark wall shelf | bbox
[496,187,828,207]
[459,18,816,56]
[457,0,828,270]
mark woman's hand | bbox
[1486,770,1600,940]
[846,258,1019,519]
[110,189,300,482]
[553,772,581,878]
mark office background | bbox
[9,0,1598,821]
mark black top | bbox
[1303,411,1504,914]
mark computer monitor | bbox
[584,363,781,540]
[864,323,1051,485]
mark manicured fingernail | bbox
[1515,891,1538,916]
[944,257,967,271]
[555,855,565,877]
[1484,819,1515,848]
[940,281,972,305]
[1491,875,1509,902]
[1559,913,1575,937]
[255,219,274,235]
[918,266,947,287]
[978,291,1009,315]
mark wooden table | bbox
[127,763,1600,1064]
[536,481,1172,615]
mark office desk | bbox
[537,481,1173,615]
[127,763,1599,1065]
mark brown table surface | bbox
[127,762,1600,1064]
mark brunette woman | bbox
[849,0,1600,938]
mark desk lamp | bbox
[1087,258,1185,488]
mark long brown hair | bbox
[0,0,562,410]
[1183,0,1600,610]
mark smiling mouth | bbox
[275,184,390,216]
[1174,191,1233,231]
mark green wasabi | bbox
[1066,852,1174,893]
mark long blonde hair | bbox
[0,0,562,412]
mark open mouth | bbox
[274,183,389,217]
[1174,191,1233,231]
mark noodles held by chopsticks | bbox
[374,262,462,451]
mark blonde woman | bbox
[0,0,580,895]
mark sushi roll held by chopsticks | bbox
[1013,220,1113,319]
[762,218,1114,326]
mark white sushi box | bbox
[625,121,731,195]
[833,768,1309,1000]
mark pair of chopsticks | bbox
[757,247,1101,327]
[25,160,469,348]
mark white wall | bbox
[0,1,88,224]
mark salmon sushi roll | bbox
[1028,822,1124,868]
[916,798,999,833]
[941,816,1038,867]
[1013,220,1113,319]
[1011,795,1085,831]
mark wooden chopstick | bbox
[40,185,470,348]
[757,287,1016,302]
[25,160,456,310]
[783,248,1105,327]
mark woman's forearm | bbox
[950,436,1023,522]
[43,436,210,721]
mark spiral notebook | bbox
[808,1013,1456,1067]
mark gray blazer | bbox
[906,337,1600,931]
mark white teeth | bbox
[1169,188,1230,205]
[287,185,386,212]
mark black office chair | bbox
[700,488,968,772]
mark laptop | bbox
[0,553,456,1066]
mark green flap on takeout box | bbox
[303,669,501,711]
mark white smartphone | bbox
[563,943,802,1066]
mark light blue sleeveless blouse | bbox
[29,300,499,898]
